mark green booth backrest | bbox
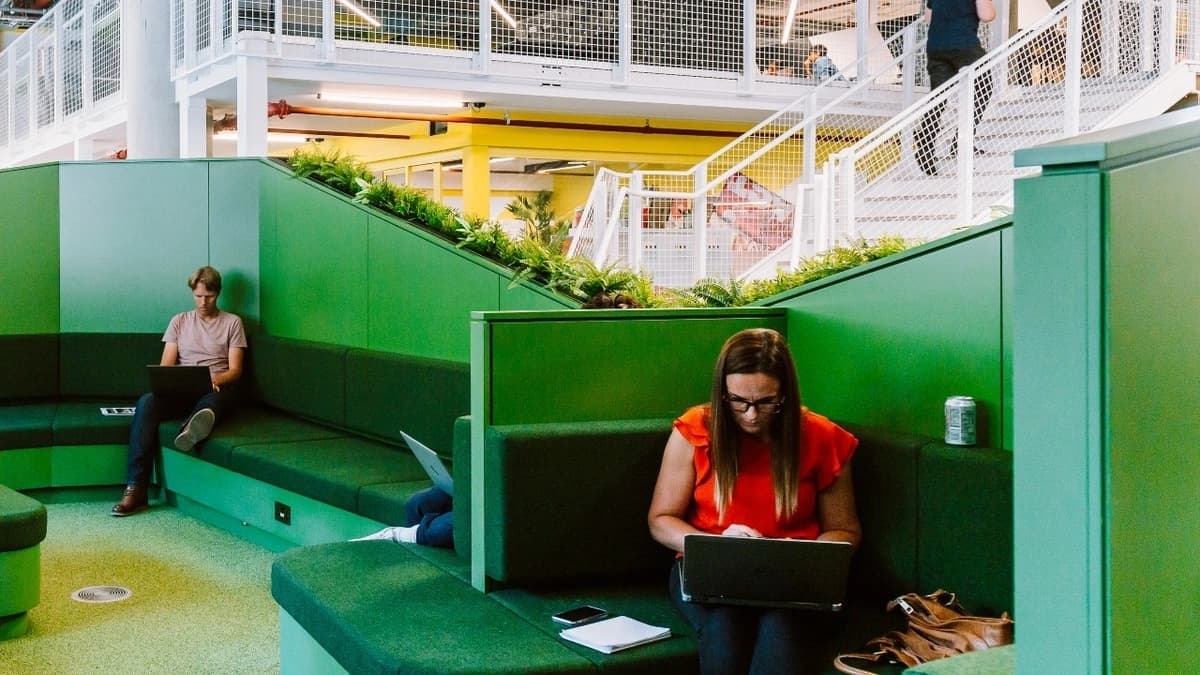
[344,348,469,452]
[251,334,349,428]
[0,334,59,401]
[917,443,1013,616]
[452,416,473,559]
[59,333,165,398]
[482,418,678,586]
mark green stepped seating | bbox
[0,484,47,640]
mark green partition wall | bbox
[1013,108,1200,673]
[55,160,263,333]
[468,307,786,587]
[0,164,60,335]
[765,224,1012,449]
[258,164,574,362]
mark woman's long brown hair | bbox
[708,328,802,521]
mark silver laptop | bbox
[680,533,854,611]
[399,430,453,497]
[146,365,213,398]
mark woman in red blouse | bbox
[648,328,861,674]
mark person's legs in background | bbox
[175,385,241,453]
[115,392,189,516]
[915,52,959,175]
[406,486,454,548]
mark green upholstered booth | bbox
[0,485,47,640]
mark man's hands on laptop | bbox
[722,524,764,538]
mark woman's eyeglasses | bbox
[725,395,785,414]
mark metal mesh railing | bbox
[569,13,930,286]
[827,0,1198,246]
[0,0,125,159]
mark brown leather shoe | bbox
[111,484,148,517]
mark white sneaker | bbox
[351,526,417,543]
[175,408,216,453]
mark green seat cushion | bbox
[58,333,164,397]
[52,400,139,446]
[272,542,595,675]
[483,418,675,585]
[165,407,349,468]
[0,485,48,551]
[357,479,435,526]
[491,583,698,673]
[902,644,1014,674]
[0,334,58,402]
[345,348,469,450]
[252,335,348,428]
[841,423,926,604]
[230,438,427,512]
[917,444,1013,616]
[0,403,56,451]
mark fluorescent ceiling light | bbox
[442,156,517,171]
[336,0,381,27]
[535,161,588,174]
[490,0,518,29]
[780,0,799,44]
[316,92,463,109]
[214,131,309,144]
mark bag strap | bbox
[832,651,888,675]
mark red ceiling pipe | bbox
[268,100,746,139]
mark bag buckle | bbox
[896,598,915,615]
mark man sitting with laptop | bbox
[111,266,247,517]
[647,328,861,675]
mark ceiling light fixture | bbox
[315,92,462,109]
[779,0,799,44]
[526,160,588,174]
[335,0,381,27]
[213,131,310,144]
[442,156,516,171]
[490,0,519,29]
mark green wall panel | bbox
[477,310,786,426]
[1012,170,1104,675]
[1105,151,1200,673]
[261,174,369,345]
[0,165,59,335]
[207,161,263,331]
[366,218,498,361]
[781,230,1007,448]
[59,162,211,332]
[497,283,576,311]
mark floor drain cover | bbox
[71,586,133,604]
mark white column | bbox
[73,136,94,160]
[179,94,210,158]
[123,0,179,159]
[235,47,269,157]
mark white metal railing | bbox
[821,0,1200,247]
[0,0,123,160]
[569,16,933,287]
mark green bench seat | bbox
[0,484,47,640]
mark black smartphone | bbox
[551,605,608,626]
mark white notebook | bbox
[559,615,671,654]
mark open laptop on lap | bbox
[146,365,213,398]
[680,533,854,611]
[399,430,454,497]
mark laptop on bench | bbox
[679,533,854,611]
[146,365,214,398]
[399,430,454,497]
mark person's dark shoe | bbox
[174,408,215,453]
[111,484,148,517]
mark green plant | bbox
[285,149,918,310]
[506,190,571,250]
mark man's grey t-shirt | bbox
[163,310,248,375]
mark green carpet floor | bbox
[0,501,279,674]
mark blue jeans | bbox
[125,386,239,486]
[668,559,836,674]
[405,486,454,548]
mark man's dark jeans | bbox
[915,46,994,175]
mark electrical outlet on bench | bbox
[275,501,291,525]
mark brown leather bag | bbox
[833,589,1014,675]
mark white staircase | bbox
[576,0,1200,287]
